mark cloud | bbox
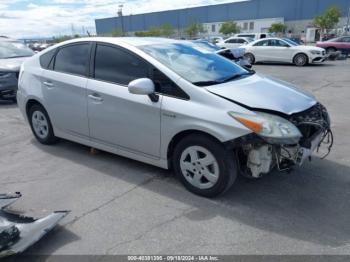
[0,0,244,38]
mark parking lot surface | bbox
[1,60,350,255]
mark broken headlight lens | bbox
[229,111,302,144]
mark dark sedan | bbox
[0,38,34,102]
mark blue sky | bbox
[0,0,242,38]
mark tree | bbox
[268,22,287,35]
[313,6,342,39]
[111,29,124,37]
[134,24,175,37]
[185,22,205,38]
[219,21,240,36]
[160,23,175,37]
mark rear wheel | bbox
[172,134,237,198]
[293,53,308,66]
[29,104,58,145]
[244,53,255,64]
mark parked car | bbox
[216,37,254,49]
[234,33,273,40]
[244,38,326,66]
[18,37,332,197]
[316,36,350,55]
[191,40,252,69]
[0,38,34,102]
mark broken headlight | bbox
[229,111,302,144]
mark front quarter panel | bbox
[160,78,253,160]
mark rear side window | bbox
[40,49,56,69]
[226,39,236,43]
[254,40,269,46]
[94,44,149,85]
[54,44,89,77]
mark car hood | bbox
[293,45,325,52]
[206,74,317,115]
[0,57,29,72]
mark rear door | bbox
[86,43,162,157]
[41,43,91,137]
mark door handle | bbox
[88,94,104,102]
[43,81,54,88]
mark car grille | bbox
[288,103,330,140]
[15,72,19,80]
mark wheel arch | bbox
[166,129,223,169]
[25,99,46,120]
[293,52,309,64]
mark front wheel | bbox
[293,53,308,66]
[172,134,237,198]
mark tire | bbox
[293,53,308,67]
[244,53,255,64]
[326,47,337,54]
[172,134,237,198]
[28,104,59,145]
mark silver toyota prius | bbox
[17,37,332,197]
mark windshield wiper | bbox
[193,71,255,87]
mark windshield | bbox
[283,38,299,46]
[140,43,249,86]
[0,41,34,59]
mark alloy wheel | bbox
[180,146,219,190]
[32,111,49,139]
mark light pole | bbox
[118,4,125,36]
[346,3,350,35]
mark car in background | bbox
[0,38,34,102]
[316,36,350,55]
[18,37,332,197]
[192,40,252,69]
[234,33,273,40]
[244,38,326,66]
[216,37,254,49]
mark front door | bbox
[87,43,161,157]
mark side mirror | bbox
[128,78,159,102]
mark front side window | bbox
[54,44,89,77]
[140,43,248,86]
[94,44,149,85]
[0,41,34,59]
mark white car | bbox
[234,33,273,40]
[217,37,253,49]
[244,38,326,66]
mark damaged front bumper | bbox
[0,192,69,257]
[232,103,333,178]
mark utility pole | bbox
[346,3,350,35]
[118,4,124,36]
